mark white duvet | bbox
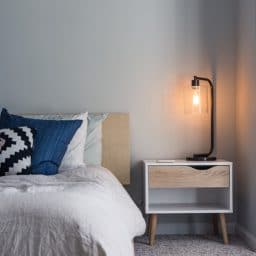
[0,166,146,256]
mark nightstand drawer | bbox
[149,165,229,188]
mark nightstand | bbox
[143,160,233,246]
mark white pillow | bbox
[24,112,88,171]
[84,113,108,165]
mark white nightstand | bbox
[143,160,233,246]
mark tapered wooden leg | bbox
[219,213,229,245]
[149,214,157,246]
[147,215,151,236]
[212,214,219,235]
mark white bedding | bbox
[0,166,146,256]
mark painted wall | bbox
[236,0,256,243]
[0,0,237,234]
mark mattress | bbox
[0,166,146,256]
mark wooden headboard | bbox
[102,113,130,185]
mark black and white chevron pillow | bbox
[0,127,35,176]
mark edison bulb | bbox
[193,90,200,105]
[192,87,201,114]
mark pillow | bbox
[24,112,88,171]
[0,126,35,176]
[84,113,108,165]
[0,109,82,175]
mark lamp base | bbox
[186,156,217,161]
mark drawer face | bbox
[148,165,230,188]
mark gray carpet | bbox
[135,235,256,256]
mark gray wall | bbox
[0,0,237,234]
[236,0,256,239]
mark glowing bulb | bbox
[192,90,200,105]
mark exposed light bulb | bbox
[192,90,200,106]
[191,87,201,114]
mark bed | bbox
[0,113,146,256]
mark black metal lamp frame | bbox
[186,75,216,161]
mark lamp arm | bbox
[193,76,214,158]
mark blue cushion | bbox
[0,108,82,175]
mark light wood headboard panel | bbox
[102,113,130,185]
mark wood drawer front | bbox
[148,165,230,188]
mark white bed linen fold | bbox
[0,166,146,256]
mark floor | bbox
[135,235,256,256]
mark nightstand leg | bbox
[147,216,151,236]
[219,213,229,245]
[212,214,219,235]
[149,214,157,246]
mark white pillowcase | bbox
[84,113,108,165]
[25,112,88,171]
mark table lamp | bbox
[186,75,216,161]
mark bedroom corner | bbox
[0,0,255,255]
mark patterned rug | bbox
[135,235,256,256]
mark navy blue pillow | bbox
[0,109,82,175]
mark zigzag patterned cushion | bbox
[0,127,35,176]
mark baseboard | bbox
[156,222,236,235]
[236,224,256,251]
